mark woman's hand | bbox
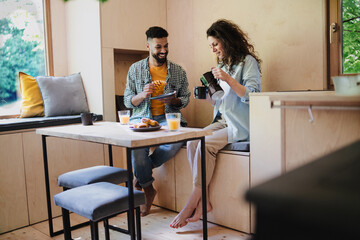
[211,67,230,83]
[211,67,247,97]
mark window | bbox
[0,0,51,117]
[328,0,360,88]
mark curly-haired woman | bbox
[170,19,262,229]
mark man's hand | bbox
[158,91,181,106]
[141,83,155,98]
[131,83,155,107]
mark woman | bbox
[170,19,261,229]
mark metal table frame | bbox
[41,133,208,240]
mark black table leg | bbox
[42,135,90,237]
[126,148,136,240]
[42,135,55,236]
[108,145,113,166]
[200,136,208,240]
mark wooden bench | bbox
[152,145,251,233]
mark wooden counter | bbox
[249,90,360,233]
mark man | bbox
[124,26,190,216]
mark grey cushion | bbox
[54,182,145,221]
[58,166,128,189]
[222,141,250,152]
[36,73,89,117]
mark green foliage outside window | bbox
[0,18,45,106]
[342,0,360,74]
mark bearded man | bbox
[124,26,190,216]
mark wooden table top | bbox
[36,121,213,148]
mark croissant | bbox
[148,119,159,127]
[141,118,151,124]
[133,122,148,128]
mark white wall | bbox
[51,0,103,116]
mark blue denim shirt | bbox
[124,57,190,126]
[214,55,261,142]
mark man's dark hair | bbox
[146,26,168,40]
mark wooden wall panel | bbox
[23,132,47,224]
[100,0,167,50]
[285,108,360,171]
[0,133,28,233]
[174,148,193,212]
[208,153,250,232]
[153,158,176,210]
[114,51,148,96]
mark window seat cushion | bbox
[0,115,102,132]
[222,141,250,152]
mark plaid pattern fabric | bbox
[124,57,190,126]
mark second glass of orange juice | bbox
[166,113,181,131]
[118,110,130,125]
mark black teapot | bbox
[200,71,224,100]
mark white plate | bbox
[129,125,161,132]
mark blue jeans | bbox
[131,114,183,188]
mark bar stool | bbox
[58,165,128,190]
[57,166,132,235]
[54,182,145,240]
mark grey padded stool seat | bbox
[57,166,130,235]
[58,165,128,190]
[54,182,145,240]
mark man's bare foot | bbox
[170,187,202,229]
[140,184,157,217]
[186,199,212,223]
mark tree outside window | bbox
[342,0,360,74]
[0,0,47,116]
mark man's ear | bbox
[146,42,150,50]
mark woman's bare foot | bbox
[141,184,157,217]
[170,187,202,229]
[186,199,212,223]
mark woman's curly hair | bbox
[207,19,262,72]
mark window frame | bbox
[44,0,54,77]
[327,0,359,89]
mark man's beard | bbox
[152,52,168,64]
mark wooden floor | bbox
[0,206,251,240]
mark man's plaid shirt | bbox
[124,57,190,126]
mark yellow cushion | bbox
[19,72,44,118]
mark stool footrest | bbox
[108,225,130,234]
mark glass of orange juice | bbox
[118,110,130,125]
[166,113,181,131]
